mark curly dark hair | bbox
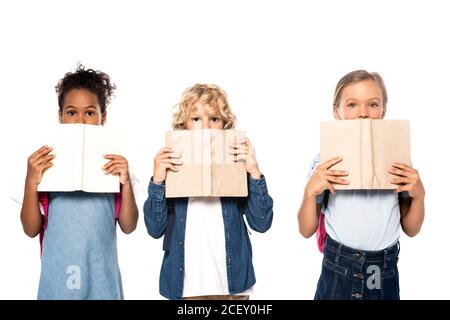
[55,64,116,113]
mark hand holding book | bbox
[152,147,183,185]
[103,154,132,185]
[25,145,55,189]
[305,156,349,197]
[228,137,261,180]
[389,162,425,199]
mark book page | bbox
[165,130,203,197]
[371,120,411,189]
[82,125,120,193]
[37,124,84,192]
[320,120,362,189]
[211,130,248,197]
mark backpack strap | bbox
[38,192,50,256]
[323,190,330,210]
[316,190,330,253]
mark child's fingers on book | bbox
[390,177,414,185]
[392,162,408,168]
[157,147,174,155]
[102,161,116,170]
[327,183,336,195]
[31,145,50,156]
[390,170,418,179]
[103,159,125,169]
[161,159,183,165]
[105,164,124,175]
[157,152,180,160]
[171,159,183,165]
[326,175,349,185]
[109,168,123,176]
[389,167,413,177]
[30,146,52,160]
[233,155,247,162]
[36,154,55,165]
[167,164,179,172]
[392,163,417,173]
[228,150,249,157]
[229,141,249,150]
[320,156,343,169]
[228,145,249,153]
[395,186,409,193]
[103,154,123,160]
[326,169,348,176]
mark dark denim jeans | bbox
[315,235,400,300]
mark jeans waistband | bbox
[324,235,399,264]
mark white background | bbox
[1,0,449,299]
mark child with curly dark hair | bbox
[20,64,138,300]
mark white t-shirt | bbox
[309,154,407,251]
[183,197,253,297]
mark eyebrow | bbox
[64,105,98,110]
[344,97,381,103]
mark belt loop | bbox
[335,243,342,264]
[383,249,388,269]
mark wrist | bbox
[121,179,132,188]
[249,171,261,180]
[152,176,165,185]
[248,167,261,180]
[25,178,39,191]
[305,187,318,199]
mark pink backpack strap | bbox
[38,192,50,256]
[316,212,326,253]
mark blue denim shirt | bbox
[143,175,273,300]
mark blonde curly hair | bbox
[172,84,236,130]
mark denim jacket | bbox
[143,175,274,300]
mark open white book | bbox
[320,119,411,189]
[37,124,120,193]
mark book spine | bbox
[202,130,212,196]
[75,124,84,191]
[361,119,373,188]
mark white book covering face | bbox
[37,124,120,193]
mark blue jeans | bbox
[315,235,400,300]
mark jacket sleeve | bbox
[143,178,169,239]
[242,174,274,233]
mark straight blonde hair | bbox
[333,70,388,110]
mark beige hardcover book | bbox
[165,129,248,197]
[320,119,411,189]
[37,124,120,193]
